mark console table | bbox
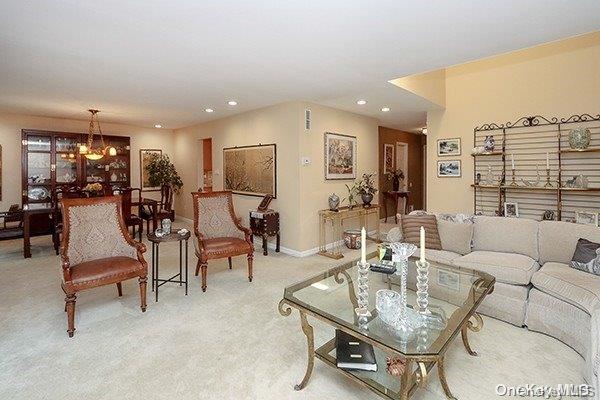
[318,205,380,259]
[383,191,410,223]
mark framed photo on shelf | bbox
[437,160,461,178]
[140,149,162,191]
[223,144,277,197]
[383,143,394,174]
[324,132,357,180]
[504,202,519,218]
[437,138,461,156]
[575,211,598,226]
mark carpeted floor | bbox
[0,222,585,399]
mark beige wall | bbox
[174,101,379,254]
[0,112,175,210]
[427,32,600,213]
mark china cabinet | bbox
[21,129,131,235]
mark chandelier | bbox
[79,109,116,160]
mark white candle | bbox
[511,153,515,170]
[420,226,425,262]
[360,227,366,264]
[546,152,549,170]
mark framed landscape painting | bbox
[383,143,394,174]
[140,149,162,191]
[437,160,461,178]
[437,138,461,156]
[223,144,276,197]
[324,132,357,180]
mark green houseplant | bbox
[146,154,183,193]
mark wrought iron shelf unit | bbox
[473,114,600,221]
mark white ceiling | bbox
[1,1,599,131]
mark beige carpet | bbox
[0,223,585,399]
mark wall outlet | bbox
[301,157,311,166]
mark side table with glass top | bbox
[147,230,190,302]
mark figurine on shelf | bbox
[483,135,495,152]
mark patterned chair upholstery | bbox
[60,196,148,337]
[192,191,254,292]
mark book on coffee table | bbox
[335,329,377,372]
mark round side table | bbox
[147,230,191,302]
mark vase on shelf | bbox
[361,193,373,207]
[568,128,591,150]
[483,135,495,152]
[328,193,340,211]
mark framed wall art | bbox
[504,202,519,218]
[437,138,461,156]
[223,144,276,197]
[437,160,461,178]
[383,143,394,174]
[140,149,162,191]
[575,210,598,226]
[324,132,357,180]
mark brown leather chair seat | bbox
[202,237,253,260]
[67,256,145,290]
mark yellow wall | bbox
[427,32,600,213]
[0,112,175,210]
[174,101,379,254]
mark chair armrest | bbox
[193,229,207,255]
[233,218,253,242]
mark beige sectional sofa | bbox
[399,215,600,392]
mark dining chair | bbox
[120,187,144,241]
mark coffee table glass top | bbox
[284,252,494,357]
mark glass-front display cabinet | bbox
[21,129,131,234]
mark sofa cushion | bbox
[437,219,473,255]
[453,250,539,285]
[401,214,442,250]
[531,262,600,314]
[539,220,600,265]
[473,216,539,260]
[417,248,462,265]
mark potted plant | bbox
[146,154,184,193]
[343,182,360,210]
[386,168,405,191]
[357,173,378,207]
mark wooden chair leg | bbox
[53,232,60,255]
[65,294,76,338]
[139,276,147,312]
[132,225,136,240]
[139,222,143,241]
[201,263,208,292]
[247,253,253,282]
[228,257,232,269]
[116,282,123,297]
[146,219,150,234]
[195,260,201,276]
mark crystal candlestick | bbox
[415,259,430,316]
[509,168,517,186]
[355,261,371,328]
[389,242,417,337]
[544,168,553,188]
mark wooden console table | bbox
[383,191,410,223]
[318,205,380,259]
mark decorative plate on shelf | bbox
[28,187,50,201]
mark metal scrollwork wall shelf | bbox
[472,113,600,221]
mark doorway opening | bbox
[197,138,213,191]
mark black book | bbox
[335,329,377,372]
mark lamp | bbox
[79,109,116,160]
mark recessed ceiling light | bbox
[227,100,238,106]
[381,107,390,112]
[154,124,162,128]
[205,108,214,113]
[356,100,367,105]
[422,127,428,134]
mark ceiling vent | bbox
[305,109,311,131]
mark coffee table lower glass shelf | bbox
[278,252,494,400]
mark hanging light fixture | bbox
[79,109,116,160]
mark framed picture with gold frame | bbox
[140,149,162,191]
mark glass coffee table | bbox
[278,252,495,400]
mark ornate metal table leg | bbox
[461,313,483,356]
[278,301,315,391]
[399,359,413,400]
[438,356,458,400]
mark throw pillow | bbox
[401,214,442,250]
[437,219,473,255]
[571,238,600,275]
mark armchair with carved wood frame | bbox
[192,191,254,292]
[60,196,148,337]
